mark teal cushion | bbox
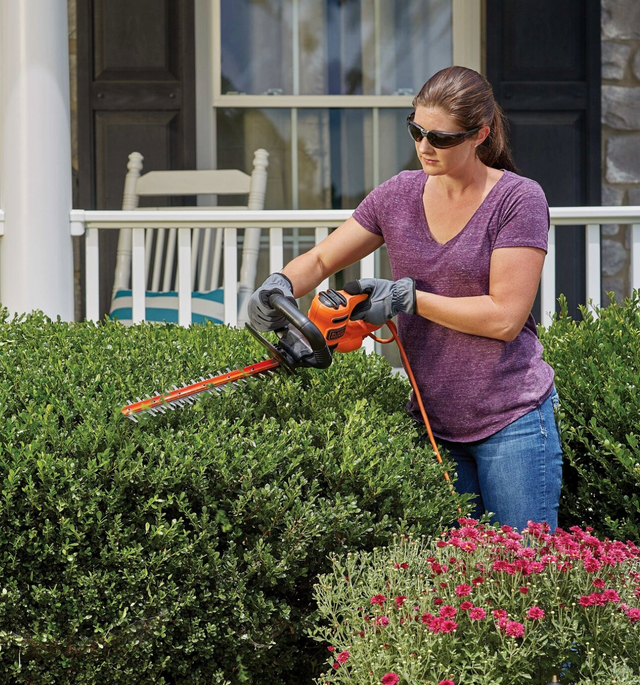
[109,289,224,325]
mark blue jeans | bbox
[439,389,563,532]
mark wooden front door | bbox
[485,0,601,320]
[77,0,196,317]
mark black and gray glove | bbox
[344,277,416,325]
[247,272,298,331]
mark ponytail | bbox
[476,101,517,173]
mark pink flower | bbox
[603,589,620,603]
[460,601,474,611]
[381,674,399,685]
[439,619,458,634]
[394,595,407,608]
[439,680,455,685]
[519,586,529,594]
[327,646,335,652]
[375,616,390,627]
[439,605,457,619]
[505,621,525,638]
[371,594,387,605]
[626,608,640,623]
[336,651,350,664]
[592,578,605,588]
[526,606,545,620]
[492,609,508,620]
[455,583,472,597]
[584,557,601,572]
[469,607,487,620]
[421,612,434,624]
[332,662,340,670]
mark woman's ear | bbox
[475,125,491,147]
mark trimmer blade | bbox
[121,355,281,420]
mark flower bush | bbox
[312,520,640,684]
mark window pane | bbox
[216,108,292,208]
[378,109,421,182]
[377,0,452,95]
[297,109,370,209]
[221,0,293,95]
[221,0,452,96]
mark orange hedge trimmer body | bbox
[121,289,379,421]
[121,288,453,495]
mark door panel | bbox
[77,0,196,317]
[486,0,601,320]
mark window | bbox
[213,0,464,210]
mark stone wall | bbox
[601,0,640,302]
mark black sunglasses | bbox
[406,114,481,149]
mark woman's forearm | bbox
[281,251,328,298]
[415,290,523,342]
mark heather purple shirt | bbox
[353,169,555,442]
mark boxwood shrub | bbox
[540,291,640,541]
[0,310,465,685]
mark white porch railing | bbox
[70,206,640,332]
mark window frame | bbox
[208,0,482,204]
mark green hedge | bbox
[540,292,640,541]
[0,311,465,684]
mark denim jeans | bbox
[439,389,562,533]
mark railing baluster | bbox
[586,224,601,310]
[269,227,284,273]
[224,227,238,327]
[144,228,154,288]
[633,224,640,293]
[200,227,214,291]
[210,228,223,291]
[178,227,192,326]
[359,253,376,353]
[85,227,100,322]
[540,224,556,328]
[163,228,177,291]
[315,227,330,293]
[151,228,166,292]
[191,228,202,291]
[132,227,146,323]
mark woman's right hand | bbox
[247,273,298,331]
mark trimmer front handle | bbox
[269,293,333,369]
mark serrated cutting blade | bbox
[121,356,281,420]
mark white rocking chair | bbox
[110,149,269,326]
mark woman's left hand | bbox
[344,277,416,325]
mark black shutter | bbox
[485,0,601,319]
[77,0,197,317]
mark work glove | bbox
[247,272,298,331]
[343,277,416,326]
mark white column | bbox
[0,0,74,320]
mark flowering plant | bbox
[311,520,640,684]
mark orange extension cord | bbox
[368,320,458,502]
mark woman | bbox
[248,66,562,533]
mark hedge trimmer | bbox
[121,288,452,490]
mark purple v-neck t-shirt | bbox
[352,169,555,442]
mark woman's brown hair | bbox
[413,66,517,173]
